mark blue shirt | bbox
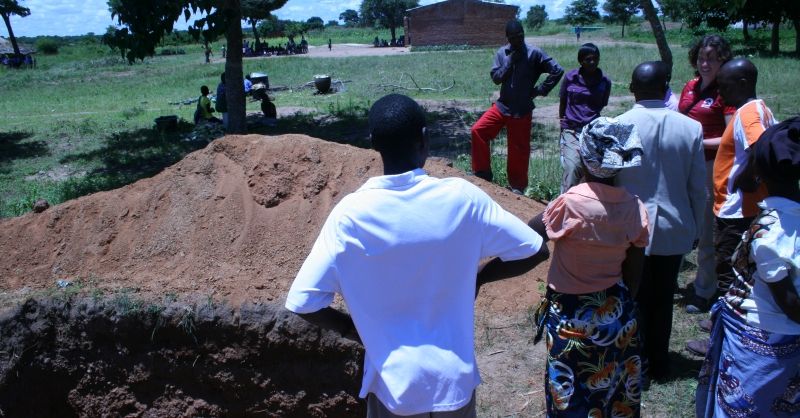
[491,43,563,117]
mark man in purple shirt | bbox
[558,43,612,193]
[471,20,564,195]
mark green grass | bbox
[1,30,799,218]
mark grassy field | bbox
[1,24,799,416]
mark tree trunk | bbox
[1,12,22,56]
[622,21,626,38]
[389,25,396,43]
[794,19,799,55]
[743,19,750,42]
[224,0,246,134]
[640,0,672,71]
[771,19,780,54]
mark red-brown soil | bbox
[0,134,549,417]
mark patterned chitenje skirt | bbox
[696,301,800,418]
[535,282,642,418]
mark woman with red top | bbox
[679,35,736,314]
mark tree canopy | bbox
[525,5,548,30]
[359,0,419,41]
[603,0,639,37]
[339,9,360,27]
[564,0,600,26]
[1,0,31,57]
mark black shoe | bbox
[686,338,710,357]
[473,170,493,182]
[699,318,713,333]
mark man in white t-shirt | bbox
[285,94,549,417]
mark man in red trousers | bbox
[471,20,563,194]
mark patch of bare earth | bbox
[0,134,551,416]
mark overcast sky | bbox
[4,0,569,38]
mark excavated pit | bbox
[0,297,363,417]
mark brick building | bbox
[404,0,519,47]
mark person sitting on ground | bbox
[243,75,253,95]
[285,93,549,417]
[558,42,612,193]
[194,85,221,124]
[695,116,800,418]
[530,117,648,417]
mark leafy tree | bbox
[241,0,289,52]
[257,15,283,37]
[0,0,30,57]
[360,0,419,42]
[603,0,639,37]
[325,19,339,27]
[525,5,548,30]
[104,0,273,134]
[305,16,324,31]
[564,0,600,26]
[339,9,359,27]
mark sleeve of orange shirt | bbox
[738,103,770,148]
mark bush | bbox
[36,38,60,55]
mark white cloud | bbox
[3,0,568,37]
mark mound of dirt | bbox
[0,134,548,314]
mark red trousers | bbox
[470,104,532,191]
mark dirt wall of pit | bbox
[0,297,363,417]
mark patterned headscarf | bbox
[579,117,643,179]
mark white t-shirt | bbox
[285,168,543,415]
[734,197,800,335]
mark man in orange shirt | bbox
[686,58,776,356]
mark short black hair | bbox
[201,85,209,95]
[578,43,600,62]
[505,20,524,37]
[368,94,426,158]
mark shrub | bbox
[36,38,60,55]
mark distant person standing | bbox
[328,38,332,51]
[471,20,563,195]
[221,45,226,58]
[216,73,228,128]
[558,43,612,192]
[204,44,212,63]
[575,26,582,42]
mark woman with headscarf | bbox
[679,34,737,314]
[558,43,612,193]
[696,117,800,418]
[529,117,649,417]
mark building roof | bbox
[407,0,518,13]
